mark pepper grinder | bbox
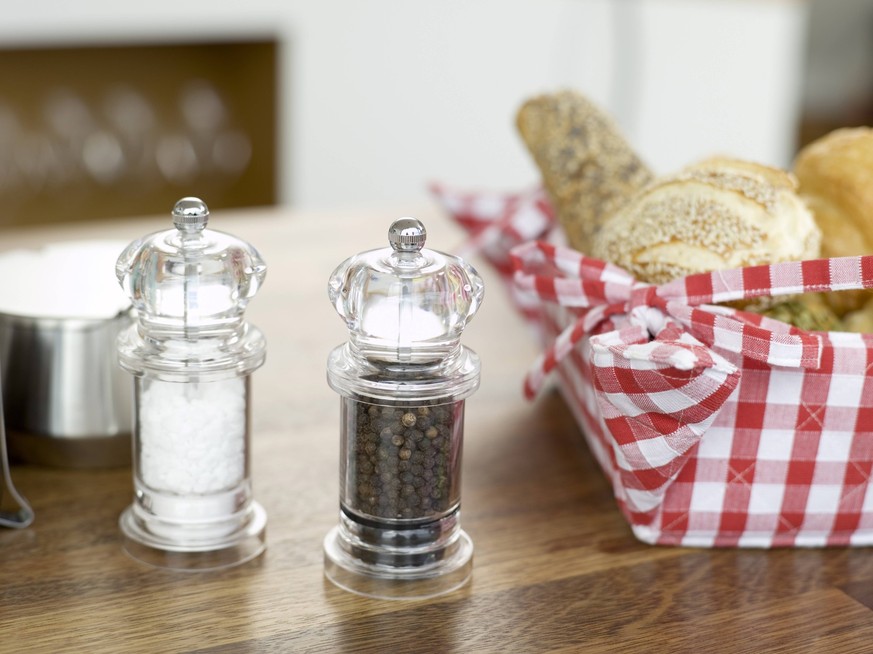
[324,217,484,599]
[116,197,268,570]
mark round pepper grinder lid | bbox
[329,217,484,365]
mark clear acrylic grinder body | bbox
[324,217,484,599]
[115,197,267,571]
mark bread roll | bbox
[516,90,653,254]
[758,293,842,332]
[591,157,821,284]
[844,296,873,333]
[794,127,873,259]
[794,127,873,315]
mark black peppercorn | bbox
[343,398,458,520]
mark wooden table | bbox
[3,206,873,653]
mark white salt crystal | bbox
[138,377,247,495]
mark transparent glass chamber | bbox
[340,398,463,523]
[324,217,484,599]
[116,197,267,571]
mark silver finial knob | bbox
[172,197,209,232]
[388,218,426,252]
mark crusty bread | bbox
[844,296,873,333]
[794,127,873,314]
[758,293,842,332]
[591,157,821,284]
[516,90,653,254]
[794,127,873,259]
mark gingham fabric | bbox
[430,183,555,324]
[438,186,873,547]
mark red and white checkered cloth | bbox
[430,183,556,325]
[436,185,873,548]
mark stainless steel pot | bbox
[0,309,133,468]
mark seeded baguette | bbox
[516,90,653,254]
[591,157,822,284]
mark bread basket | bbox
[435,184,873,548]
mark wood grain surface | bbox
[2,207,873,653]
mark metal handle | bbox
[0,371,34,529]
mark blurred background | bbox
[0,0,868,226]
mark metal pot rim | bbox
[0,307,133,331]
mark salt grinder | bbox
[116,197,267,570]
[324,217,484,599]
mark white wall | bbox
[0,0,810,211]
[631,0,809,174]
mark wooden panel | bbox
[0,39,277,227]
